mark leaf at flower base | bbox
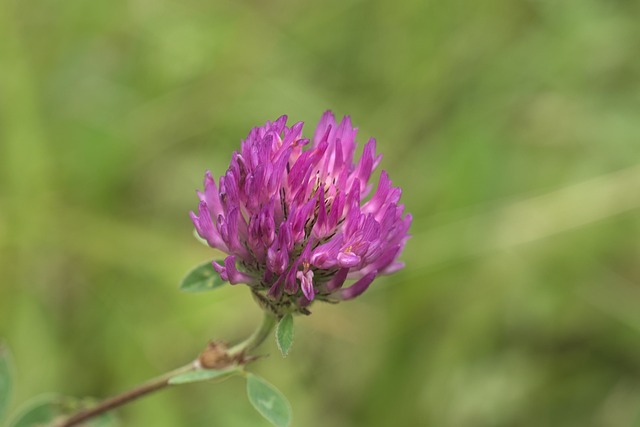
[275,314,294,358]
[246,374,291,427]
[192,229,210,247]
[8,395,118,427]
[0,343,13,422]
[168,368,241,385]
[179,261,227,292]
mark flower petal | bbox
[224,256,254,285]
[337,271,377,300]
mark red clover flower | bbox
[191,111,411,315]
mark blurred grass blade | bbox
[0,342,13,422]
[276,314,294,357]
[180,260,227,292]
[168,368,240,385]
[246,373,291,427]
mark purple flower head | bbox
[191,111,411,315]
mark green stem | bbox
[230,311,277,355]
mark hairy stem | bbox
[55,312,277,426]
[55,363,196,427]
[229,311,278,355]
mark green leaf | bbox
[8,395,65,427]
[246,374,291,427]
[168,368,240,385]
[192,229,210,247]
[0,343,13,422]
[275,314,294,357]
[85,413,119,427]
[179,260,227,292]
[8,395,118,427]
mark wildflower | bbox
[191,111,411,315]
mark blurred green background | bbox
[1,0,640,426]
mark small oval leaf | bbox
[8,395,68,427]
[169,368,240,385]
[8,395,118,427]
[180,261,227,292]
[275,314,294,358]
[85,411,119,427]
[246,374,291,427]
[9,397,57,427]
[0,343,13,422]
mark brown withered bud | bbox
[197,341,235,369]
